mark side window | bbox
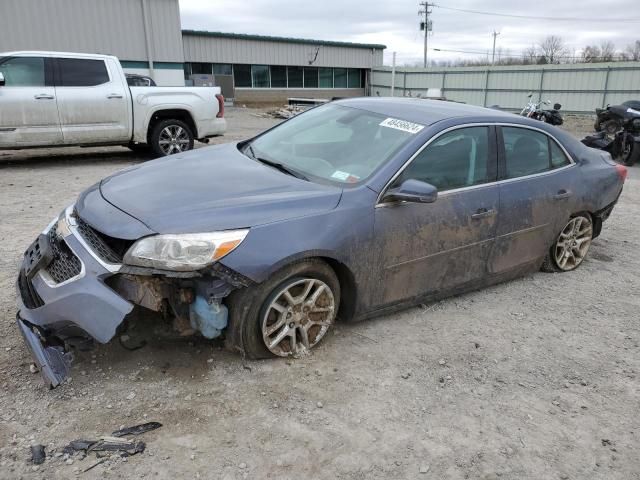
[502,127,569,179]
[0,57,45,86]
[550,139,571,168]
[57,58,109,87]
[395,126,491,192]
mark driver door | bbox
[0,56,63,147]
[371,125,499,307]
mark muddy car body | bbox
[16,98,625,387]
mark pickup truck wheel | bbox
[150,119,194,156]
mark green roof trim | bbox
[182,29,386,50]
[120,61,184,70]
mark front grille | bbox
[75,217,124,264]
[45,224,82,283]
[18,269,44,309]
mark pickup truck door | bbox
[0,56,63,147]
[53,57,130,144]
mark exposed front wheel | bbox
[227,260,340,359]
[620,139,640,167]
[150,119,194,157]
[541,214,593,272]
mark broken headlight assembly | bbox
[123,230,249,271]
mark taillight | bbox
[615,163,628,182]
[215,94,224,118]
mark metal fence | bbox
[370,62,640,114]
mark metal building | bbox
[0,0,186,86]
[182,31,385,103]
[0,0,386,102]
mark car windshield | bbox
[246,104,422,184]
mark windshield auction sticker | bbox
[379,118,425,134]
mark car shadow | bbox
[0,149,153,169]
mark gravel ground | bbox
[0,109,638,480]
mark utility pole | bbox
[391,51,396,97]
[491,31,500,65]
[418,2,432,68]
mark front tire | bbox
[227,260,340,359]
[541,214,593,272]
[150,119,194,157]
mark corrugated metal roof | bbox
[181,29,386,50]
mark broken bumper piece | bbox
[17,315,73,388]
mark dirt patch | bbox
[0,110,638,479]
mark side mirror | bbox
[382,179,438,204]
[0,72,5,87]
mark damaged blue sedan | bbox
[16,98,626,387]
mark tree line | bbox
[422,37,640,67]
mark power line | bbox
[431,4,640,23]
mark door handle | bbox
[553,189,572,200]
[107,94,123,99]
[471,208,497,220]
[34,94,54,100]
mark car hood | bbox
[97,143,342,235]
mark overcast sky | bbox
[179,0,640,65]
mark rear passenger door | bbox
[53,57,130,144]
[0,56,62,147]
[489,125,575,274]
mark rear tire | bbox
[621,140,640,166]
[227,260,340,359]
[541,214,593,273]
[149,119,194,157]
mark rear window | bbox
[57,58,109,87]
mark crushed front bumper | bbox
[16,206,133,387]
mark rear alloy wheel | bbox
[262,278,336,357]
[150,119,194,157]
[542,214,593,272]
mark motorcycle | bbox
[582,103,640,166]
[520,93,564,126]
[594,100,640,133]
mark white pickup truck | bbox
[0,51,226,156]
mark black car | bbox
[595,100,640,133]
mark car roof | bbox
[335,97,516,125]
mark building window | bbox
[319,68,333,88]
[229,64,365,89]
[304,67,318,88]
[270,66,287,88]
[287,66,303,88]
[334,68,347,88]
[252,65,270,87]
[191,63,212,75]
[347,68,360,88]
[233,64,251,87]
[212,64,232,75]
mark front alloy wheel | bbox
[544,215,593,272]
[262,278,336,356]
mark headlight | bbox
[123,230,249,271]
